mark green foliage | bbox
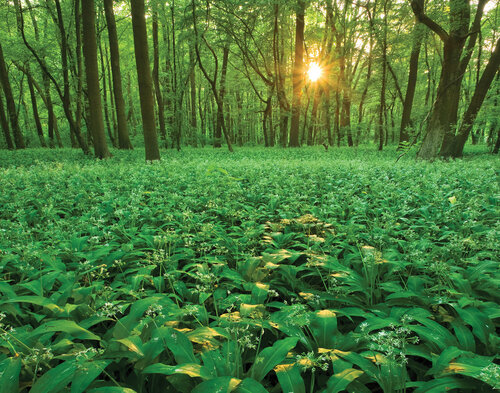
[0,147,498,392]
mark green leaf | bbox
[249,337,299,382]
[0,357,21,393]
[275,364,306,393]
[142,363,211,380]
[426,347,465,377]
[192,376,241,393]
[30,360,78,393]
[414,376,476,392]
[234,378,269,393]
[156,328,198,364]
[310,309,338,348]
[86,388,137,393]
[32,320,100,341]
[325,368,364,393]
[71,360,110,393]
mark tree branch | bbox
[410,0,449,42]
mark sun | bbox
[307,62,322,82]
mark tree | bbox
[131,0,161,161]
[0,41,25,149]
[411,0,488,160]
[451,37,500,157]
[103,0,133,150]
[0,90,14,149]
[289,0,306,147]
[81,0,112,159]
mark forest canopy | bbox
[0,0,498,158]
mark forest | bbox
[0,0,499,392]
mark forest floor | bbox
[0,147,498,392]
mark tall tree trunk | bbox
[0,91,14,149]
[55,0,89,153]
[131,0,161,161]
[399,20,423,146]
[214,45,229,148]
[378,0,388,151]
[81,0,111,159]
[0,42,25,149]
[450,38,500,157]
[289,0,306,147]
[104,0,132,149]
[26,68,47,147]
[307,87,321,146]
[189,49,198,147]
[274,3,289,147]
[411,0,486,159]
[152,7,167,146]
[99,38,116,148]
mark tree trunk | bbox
[0,90,14,149]
[399,21,423,146]
[0,42,25,149]
[99,39,116,148]
[27,68,47,147]
[81,0,111,159]
[411,0,486,159]
[450,38,500,157]
[289,0,305,147]
[378,0,388,151]
[189,49,198,147]
[152,8,167,146]
[131,0,161,161]
[214,45,229,148]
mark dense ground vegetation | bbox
[0,148,498,392]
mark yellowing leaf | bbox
[449,196,457,204]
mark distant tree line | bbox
[0,0,498,160]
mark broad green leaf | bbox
[71,360,110,393]
[249,337,299,382]
[32,320,100,341]
[142,363,211,380]
[325,368,364,393]
[192,376,241,393]
[0,357,21,393]
[310,309,338,348]
[275,364,306,393]
[30,360,78,393]
[156,328,198,364]
[234,378,269,393]
[426,347,465,377]
[414,376,476,392]
[86,388,137,393]
[116,336,145,357]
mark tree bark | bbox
[399,20,423,146]
[0,90,14,149]
[81,0,111,159]
[152,7,167,146]
[450,38,500,157]
[131,0,161,161]
[289,0,306,147]
[214,45,229,148]
[27,67,47,147]
[0,42,25,149]
[104,0,132,149]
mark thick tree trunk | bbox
[0,91,14,149]
[152,8,167,146]
[399,21,423,146]
[131,0,161,161]
[0,42,25,149]
[81,0,111,159]
[449,38,500,157]
[289,0,305,147]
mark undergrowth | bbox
[0,147,498,392]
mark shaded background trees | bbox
[0,0,498,159]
